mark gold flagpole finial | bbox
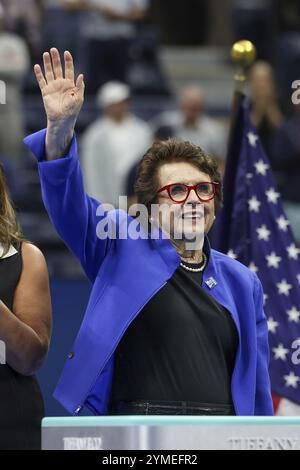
[231,40,257,92]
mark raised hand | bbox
[34,48,85,160]
[34,48,84,124]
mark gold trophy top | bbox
[231,40,257,68]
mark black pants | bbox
[0,367,44,449]
[108,400,235,416]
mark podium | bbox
[42,416,300,450]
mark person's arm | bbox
[253,275,274,416]
[33,49,84,161]
[61,0,147,20]
[87,0,148,21]
[60,0,89,12]
[101,6,147,22]
[25,48,116,282]
[0,243,51,376]
[265,102,284,129]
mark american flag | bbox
[214,96,300,406]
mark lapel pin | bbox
[205,277,218,289]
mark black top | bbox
[0,245,44,450]
[110,253,239,407]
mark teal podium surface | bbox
[42,417,300,450]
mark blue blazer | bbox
[24,130,274,416]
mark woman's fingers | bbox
[76,74,84,89]
[50,48,63,80]
[36,49,80,90]
[43,52,55,83]
[33,64,47,91]
[64,51,75,83]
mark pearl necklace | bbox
[180,253,207,272]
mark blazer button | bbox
[68,352,74,359]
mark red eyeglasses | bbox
[157,182,219,203]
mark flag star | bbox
[277,216,290,232]
[265,188,280,204]
[287,306,300,323]
[263,294,269,306]
[277,279,293,296]
[254,160,269,176]
[249,262,259,274]
[284,372,300,389]
[227,250,238,260]
[247,132,259,147]
[248,196,261,213]
[273,344,289,361]
[268,317,279,334]
[266,252,282,269]
[287,243,300,261]
[297,274,300,285]
[256,224,271,241]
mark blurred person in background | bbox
[248,61,285,167]
[77,0,150,94]
[0,167,52,449]
[81,81,152,206]
[270,102,300,242]
[151,85,227,175]
[1,0,42,61]
[42,1,84,65]
[152,0,209,46]
[0,2,30,166]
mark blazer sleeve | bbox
[253,275,274,416]
[24,129,116,283]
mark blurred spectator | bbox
[126,22,170,96]
[0,3,30,165]
[42,0,83,65]
[81,81,152,206]
[248,61,285,164]
[232,0,274,61]
[271,103,300,241]
[152,0,209,46]
[151,85,228,174]
[79,0,150,94]
[1,0,42,60]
